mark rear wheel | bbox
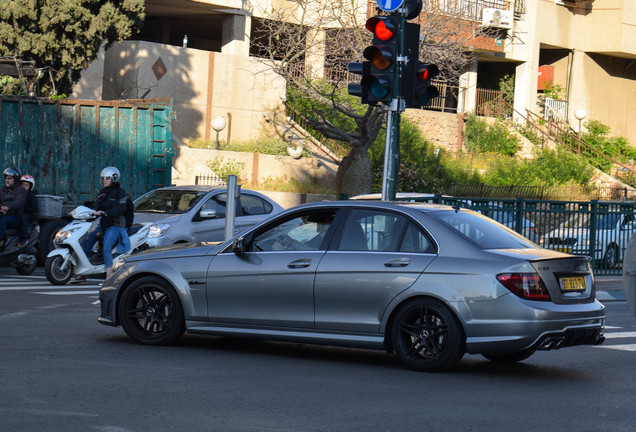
[45,255,73,285]
[118,276,185,345]
[391,298,465,372]
[15,250,38,275]
[602,245,619,269]
[482,348,536,363]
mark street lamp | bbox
[211,116,227,150]
[574,109,586,154]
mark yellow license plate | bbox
[560,276,586,292]
[556,247,572,253]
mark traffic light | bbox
[401,22,440,108]
[411,63,439,107]
[364,16,399,104]
[347,15,399,106]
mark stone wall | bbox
[403,110,462,152]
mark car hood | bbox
[125,242,225,261]
[134,212,183,224]
[486,247,572,261]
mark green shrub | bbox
[206,157,246,182]
[463,113,520,156]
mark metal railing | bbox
[420,0,511,21]
[545,97,568,122]
[379,193,636,275]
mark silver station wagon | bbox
[98,201,605,371]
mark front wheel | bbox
[45,255,74,285]
[118,276,185,345]
[391,298,465,372]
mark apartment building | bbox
[72,0,636,145]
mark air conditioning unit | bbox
[482,8,513,30]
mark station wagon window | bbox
[338,209,434,253]
[240,194,273,215]
[250,211,338,251]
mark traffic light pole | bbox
[381,13,406,202]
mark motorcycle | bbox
[0,220,39,275]
[44,205,152,285]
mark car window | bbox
[134,190,207,214]
[250,210,337,251]
[338,209,427,252]
[240,194,273,216]
[428,210,536,249]
[202,194,233,218]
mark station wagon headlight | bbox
[148,224,171,238]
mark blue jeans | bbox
[0,214,20,243]
[83,226,131,268]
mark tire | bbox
[482,348,536,363]
[602,245,619,269]
[118,276,185,345]
[38,219,68,266]
[45,255,74,285]
[15,251,38,275]
[390,298,465,372]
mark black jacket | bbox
[0,184,27,216]
[93,184,128,228]
[23,190,38,216]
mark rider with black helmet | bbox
[0,167,27,251]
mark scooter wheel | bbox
[45,255,74,285]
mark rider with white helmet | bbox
[18,174,39,247]
[71,166,131,283]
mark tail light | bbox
[497,273,551,301]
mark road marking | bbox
[595,344,636,352]
[603,331,636,339]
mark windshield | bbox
[134,189,207,214]
[564,213,621,230]
[427,209,537,250]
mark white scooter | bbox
[45,206,152,285]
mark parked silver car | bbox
[133,185,285,247]
[99,201,605,371]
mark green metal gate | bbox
[0,96,174,202]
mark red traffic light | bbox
[365,17,396,41]
[415,64,439,82]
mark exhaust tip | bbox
[595,335,605,345]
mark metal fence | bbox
[388,194,636,275]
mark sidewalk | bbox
[595,276,626,302]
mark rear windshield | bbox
[427,209,538,250]
[134,189,207,214]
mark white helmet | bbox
[20,174,35,190]
[100,166,121,183]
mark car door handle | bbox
[384,258,410,267]
[287,259,312,268]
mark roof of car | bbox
[152,185,226,192]
[292,200,466,213]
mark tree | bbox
[0,0,144,96]
[250,0,477,196]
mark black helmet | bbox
[3,167,21,184]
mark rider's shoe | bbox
[69,275,87,284]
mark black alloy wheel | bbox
[119,276,185,345]
[391,298,465,372]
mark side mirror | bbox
[199,209,218,219]
[232,237,246,255]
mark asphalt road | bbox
[1,267,635,432]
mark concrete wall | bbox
[171,137,336,189]
[404,110,462,152]
[73,40,286,143]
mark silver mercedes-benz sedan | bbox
[98,201,605,371]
